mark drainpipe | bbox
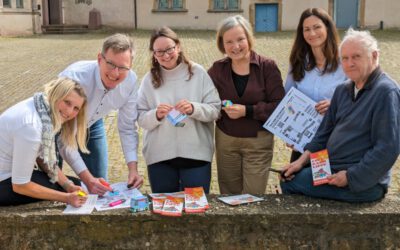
[134,0,137,29]
[31,0,36,34]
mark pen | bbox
[109,199,126,207]
[77,190,87,197]
[127,183,133,189]
[269,168,287,179]
[100,179,114,192]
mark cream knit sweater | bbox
[138,62,221,165]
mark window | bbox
[209,0,241,12]
[16,0,23,8]
[2,0,11,8]
[153,0,186,12]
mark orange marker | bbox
[99,179,114,192]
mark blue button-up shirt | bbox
[284,65,346,102]
[59,60,139,174]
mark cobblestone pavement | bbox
[1,30,400,194]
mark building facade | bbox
[1,0,399,36]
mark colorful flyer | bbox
[161,196,184,217]
[184,187,209,213]
[310,149,332,186]
[167,108,187,127]
[151,198,165,214]
[217,194,264,206]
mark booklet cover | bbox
[184,187,209,213]
[217,194,264,206]
[167,109,187,127]
[310,149,332,186]
[161,196,184,217]
[152,198,165,214]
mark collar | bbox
[94,65,107,91]
[346,66,382,100]
[221,50,261,67]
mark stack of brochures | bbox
[217,194,264,206]
[149,187,209,216]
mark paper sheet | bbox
[63,194,98,214]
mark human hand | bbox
[327,170,348,187]
[175,99,194,115]
[87,178,112,195]
[315,99,331,115]
[156,103,173,120]
[127,162,143,189]
[285,143,296,150]
[66,191,88,208]
[66,183,82,193]
[222,104,245,119]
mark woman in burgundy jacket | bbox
[208,15,284,195]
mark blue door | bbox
[335,0,359,29]
[255,4,278,32]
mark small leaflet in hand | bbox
[161,196,184,217]
[222,100,233,107]
[184,187,209,213]
[218,194,263,206]
[167,108,187,127]
[310,149,332,186]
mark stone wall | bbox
[1,194,400,249]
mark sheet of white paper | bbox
[95,182,143,211]
[63,194,98,214]
[263,87,323,153]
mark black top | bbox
[232,70,254,118]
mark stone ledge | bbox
[1,194,400,249]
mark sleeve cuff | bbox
[245,105,254,118]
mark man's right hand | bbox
[87,178,113,195]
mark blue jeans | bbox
[280,167,386,203]
[79,119,108,179]
[148,161,211,193]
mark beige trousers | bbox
[215,126,274,195]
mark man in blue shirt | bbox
[59,34,143,194]
[280,28,400,202]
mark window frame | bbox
[152,0,187,13]
[2,0,12,8]
[208,0,243,13]
[16,0,23,8]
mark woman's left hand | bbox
[315,99,330,115]
[175,99,194,115]
[222,104,245,119]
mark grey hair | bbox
[101,33,134,61]
[339,28,379,63]
[216,15,254,54]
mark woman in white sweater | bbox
[138,26,221,193]
[0,78,89,207]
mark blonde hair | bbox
[44,77,89,153]
[216,15,255,54]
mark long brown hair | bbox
[149,26,193,88]
[290,8,340,82]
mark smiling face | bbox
[303,15,328,49]
[222,25,250,62]
[98,49,132,90]
[56,90,85,123]
[341,40,377,87]
[152,36,180,70]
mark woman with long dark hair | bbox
[286,8,346,161]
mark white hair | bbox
[339,28,379,64]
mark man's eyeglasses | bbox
[101,54,130,72]
[153,46,176,57]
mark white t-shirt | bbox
[0,97,42,184]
